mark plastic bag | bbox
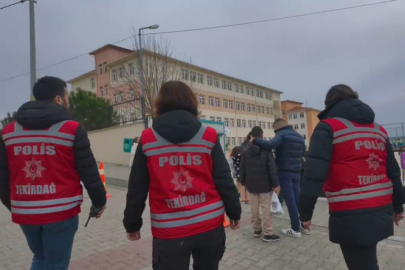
[271,192,284,214]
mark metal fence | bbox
[0,99,144,132]
[381,123,405,150]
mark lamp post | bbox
[139,24,159,129]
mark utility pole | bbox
[29,0,36,101]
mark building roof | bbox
[288,106,321,113]
[106,48,283,94]
[67,70,96,83]
[281,100,303,105]
[89,44,134,56]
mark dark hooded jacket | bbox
[0,101,106,211]
[123,110,241,233]
[239,142,279,194]
[299,98,404,246]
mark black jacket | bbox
[240,142,279,194]
[0,101,106,211]
[299,98,404,246]
[123,110,241,233]
[255,126,305,172]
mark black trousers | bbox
[152,225,226,270]
[340,243,379,270]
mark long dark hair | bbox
[230,146,243,157]
[325,84,359,107]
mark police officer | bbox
[0,76,107,270]
[300,85,404,270]
[124,81,241,270]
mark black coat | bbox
[0,101,107,211]
[123,110,241,233]
[255,126,305,172]
[299,98,404,246]
[239,142,279,194]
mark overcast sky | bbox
[1,0,404,131]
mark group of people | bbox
[0,77,404,270]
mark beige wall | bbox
[88,122,144,165]
[306,110,320,141]
[70,74,96,94]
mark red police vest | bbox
[142,125,224,239]
[322,118,392,212]
[2,121,83,225]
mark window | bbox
[197,73,204,84]
[240,86,244,94]
[300,112,305,118]
[207,76,213,86]
[90,78,95,88]
[251,89,255,96]
[293,113,298,119]
[258,121,261,127]
[259,91,264,98]
[113,94,118,104]
[200,115,206,120]
[247,104,251,112]
[214,78,219,88]
[128,63,135,75]
[252,105,256,113]
[222,80,227,89]
[130,90,135,100]
[253,120,256,127]
[210,116,215,121]
[256,90,260,97]
[199,94,205,105]
[248,120,253,128]
[99,64,102,74]
[288,114,293,120]
[223,99,228,108]
[266,122,270,129]
[100,87,104,97]
[228,100,234,109]
[230,119,235,127]
[119,68,124,79]
[266,107,270,115]
[120,93,125,102]
[215,97,220,107]
[301,123,306,129]
[246,88,250,95]
[294,124,299,130]
[209,96,214,106]
[217,117,222,122]
[237,119,241,128]
[236,102,240,110]
[228,82,232,91]
[112,69,117,81]
[182,69,189,80]
[242,120,246,128]
[267,92,272,100]
[263,122,266,129]
[261,106,265,114]
[270,122,274,129]
[282,110,286,115]
[240,103,245,111]
[235,85,239,93]
[103,62,107,73]
[257,105,261,113]
[303,134,307,140]
[224,118,229,127]
[238,137,243,145]
[226,137,230,146]
[104,85,108,95]
[270,108,273,115]
[190,71,196,82]
[231,137,236,146]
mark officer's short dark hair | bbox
[154,81,198,117]
[325,84,359,107]
[33,76,67,101]
[251,126,263,138]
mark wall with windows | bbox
[287,110,309,145]
[69,72,97,94]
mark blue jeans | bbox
[20,216,79,270]
[278,171,301,232]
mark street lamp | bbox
[139,24,159,129]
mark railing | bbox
[382,123,405,150]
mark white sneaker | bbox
[300,225,311,235]
[281,228,302,238]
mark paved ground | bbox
[1,164,405,270]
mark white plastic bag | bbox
[271,192,284,215]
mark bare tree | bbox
[113,33,196,121]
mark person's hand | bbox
[230,220,240,230]
[302,221,311,231]
[96,206,106,218]
[394,213,404,226]
[127,231,141,241]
